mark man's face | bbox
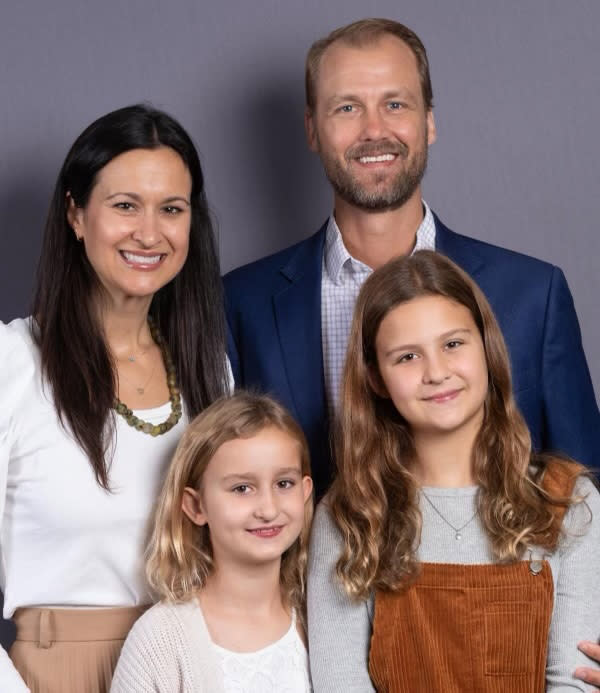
[306,35,436,212]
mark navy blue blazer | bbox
[224,215,600,497]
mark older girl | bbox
[308,250,600,692]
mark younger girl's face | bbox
[374,294,489,439]
[182,427,312,570]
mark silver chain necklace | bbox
[421,492,478,540]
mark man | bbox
[225,18,600,503]
[226,18,600,685]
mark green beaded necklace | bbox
[114,316,182,436]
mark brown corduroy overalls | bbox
[368,462,582,693]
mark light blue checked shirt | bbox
[321,202,436,417]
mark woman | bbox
[308,250,600,692]
[0,104,230,692]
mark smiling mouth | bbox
[358,153,397,164]
[423,389,462,403]
[120,250,165,268]
[246,526,284,538]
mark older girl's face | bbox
[374,294,489,439]
[68,146,192,306]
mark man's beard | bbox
[320,136,428,212]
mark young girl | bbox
[308,250,600,692]
[111,392,314,692]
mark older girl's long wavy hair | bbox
[329,250,580,600]
[146,391,314,616]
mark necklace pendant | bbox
[128,355,135,363]
[455,532,462,540]
[137,387,144,395]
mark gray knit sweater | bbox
[307,478,600,692]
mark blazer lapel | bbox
[272,225,327,435]
[434,214,485,282]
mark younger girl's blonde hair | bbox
[146,391,313,615]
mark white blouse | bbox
[0,318,188,690]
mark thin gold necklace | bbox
[113,316,182,436]
[125,344,151,363]
[117,359,156,395]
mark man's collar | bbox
[323,216,365,285]
[323,201,436,284]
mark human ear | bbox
[426,110,437,146]
[181,487,207,527]
[66,193,84,241]
[302,475,313,504]
[367,364,389,399]
[305,107,319,153]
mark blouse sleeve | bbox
[0,321,34,692]
[546,476,600,691]
[307,502,376,693]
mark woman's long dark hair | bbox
[33,104,228,489]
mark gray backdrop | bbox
[1,0,598,650]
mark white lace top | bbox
[213,610,312,693]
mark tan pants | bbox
[10,606,148,693]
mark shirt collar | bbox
[323,201,436,285]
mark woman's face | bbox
[68,146,192,306]
[374,294,489,440]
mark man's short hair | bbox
[305,18,434,113]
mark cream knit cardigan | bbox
[111,598,224,693]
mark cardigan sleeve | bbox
[545,477,600,691]
[0,322,33,693]
[111,600,222,693]
[307,502,376,693]
[111,606,184,693]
